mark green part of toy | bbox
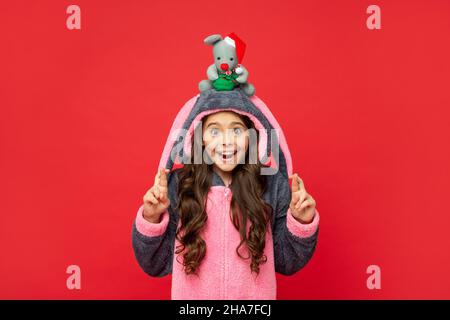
[212,72,239,91]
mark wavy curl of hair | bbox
[174,113,274,277]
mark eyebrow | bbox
[206,121,246,128]
[230,121,246,127]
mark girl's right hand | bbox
[142,168,171,223]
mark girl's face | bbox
[202,111,249,173]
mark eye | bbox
[217,57,221,60]
[230,57,234,61]
[210,128,219,136]
[233,128,242,135]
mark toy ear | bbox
[204,34,223,46]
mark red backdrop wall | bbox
[1,0,449,299]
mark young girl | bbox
[132,89,320,300]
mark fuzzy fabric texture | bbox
[131,89,320,299]
[158,88,294,178]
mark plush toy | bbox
[198,33,255,97]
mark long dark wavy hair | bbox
[174,113,274,277]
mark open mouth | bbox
[217,150,238,161]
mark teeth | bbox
[217,151,236,161]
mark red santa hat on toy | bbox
[224,32,247,63]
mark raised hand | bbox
[142,168,171,223]
[288,173,316,224]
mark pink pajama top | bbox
[132,169,319,299]
[132,88,320,299]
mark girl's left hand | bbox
[288,173,316,224]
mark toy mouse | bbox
[198,33,255,97]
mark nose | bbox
[220,63,229,71]
[222,130,236,145]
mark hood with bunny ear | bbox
[158,88,293,179]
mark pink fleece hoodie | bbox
[133,171,320,300]
[131,89,320,299]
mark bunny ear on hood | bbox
[158,88,293,179]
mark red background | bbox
[1,0,449,299]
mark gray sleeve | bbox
[131,170,179,277]
[272,175,319,276]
